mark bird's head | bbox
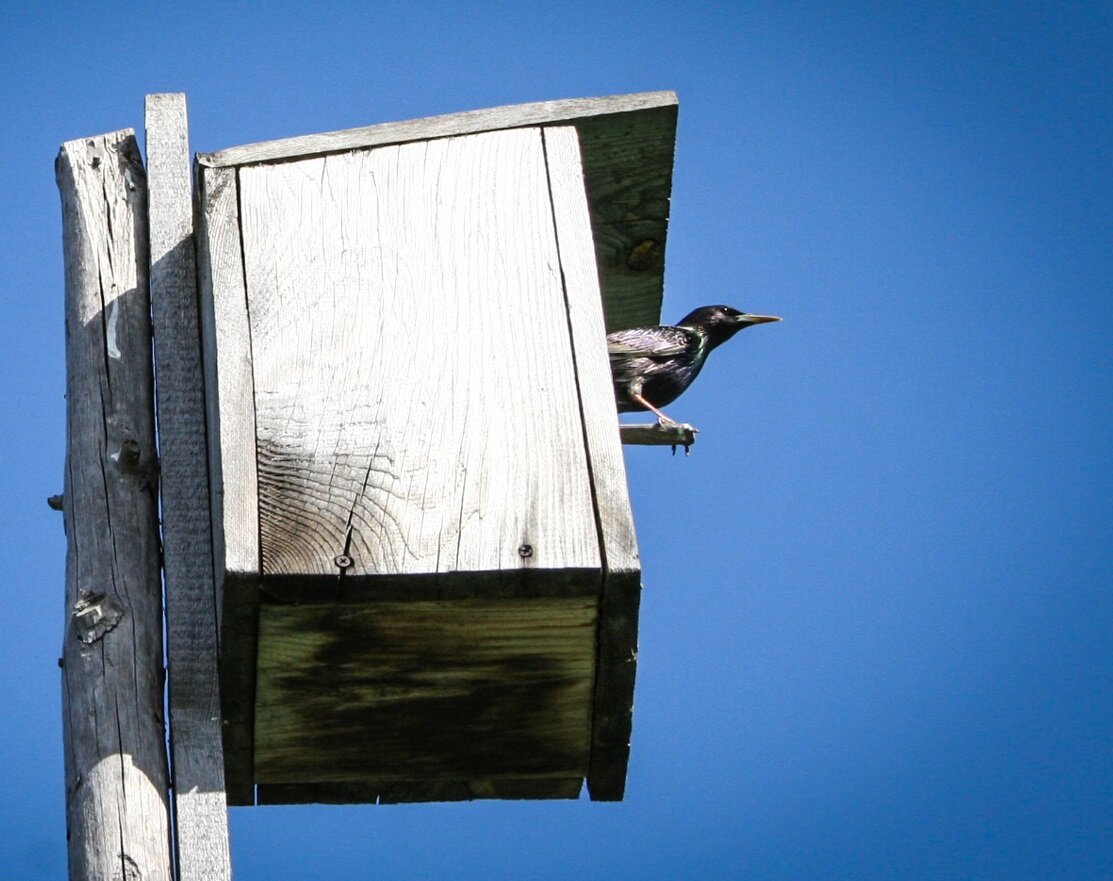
[677,305,782,348]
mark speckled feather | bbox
[607,325,709,413]
[606,305,781,420]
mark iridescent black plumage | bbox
[607,305,781,423]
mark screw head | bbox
[518,544,534,559]
[334,554,353,570]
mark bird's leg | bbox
[628,390,677,425]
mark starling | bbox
[607,305,781,423]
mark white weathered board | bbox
[199,91,674,169]
[236,127,601,578]
[196,163,260,582]
[200,91,678,333]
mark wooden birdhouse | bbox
[194,92,677,805]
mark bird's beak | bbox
[739,314,782,326]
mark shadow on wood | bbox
[57,129,172,881]
[193,94,677,806]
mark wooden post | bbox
[145,93,233,881]
[57,131,173,881]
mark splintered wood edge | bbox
[619,422,699,448]
[198,91,677,167]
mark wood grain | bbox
[237,127,600,580]
[196,164,260,581]
[198,107,660,804]
[200,91,677,333]
[195,163,262,806]
[144,93,232,880]
[619,422,699,449]
[57,129,172,881]
[543,126,642,800]
[253,598,598,788]
[573,104,676,332]
[199,91,676,168]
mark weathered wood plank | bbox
[215,574,260,805]
[584,570,641,800]
[199,91,676,167]
[543,126,642,801]
[620,422,699,450]
[195,162,261,806]
[261,567,601,605]
[196,164,260,581]
[144,93,232,879]
[255,777,583,805]
[57,129,172,881]
[543,126,640,573]
[573,106,676,332]
[200,92,677,332]
[253,598,598,786]
[236,127,599,579]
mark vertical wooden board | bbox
[543,126,642,801]
[145,93,232,879]
[237,127,600,578]
[542,126,640,574]
[212,574,259,806]
[196,163,261,805]
[196,163,260,582]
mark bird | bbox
[607,305,781,424]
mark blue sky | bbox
[2,2,1110,879]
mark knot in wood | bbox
[626,238,660,271]
[114,437,143,474]
[73,592,124,644]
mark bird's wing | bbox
[606,326,700,359]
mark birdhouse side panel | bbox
[196,164,261,584]
[235,128,601,580]
[540,126,641,801]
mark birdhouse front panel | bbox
[234,128,600,577]
[196,94,675,806]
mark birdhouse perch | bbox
[195,92,677,805]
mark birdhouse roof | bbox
[197,91,678,330]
